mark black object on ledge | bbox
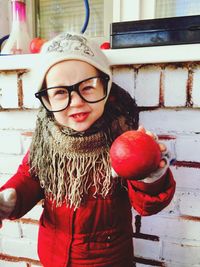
[110,15,200,49]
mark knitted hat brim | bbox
[37,52,112,93]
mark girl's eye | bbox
[48,88,68,99]
[82,86,94,92]
[55,89,67,95]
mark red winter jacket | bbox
[1,153,176,267]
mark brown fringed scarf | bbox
[29,84,138,209]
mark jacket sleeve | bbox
[127,168,176,216]
[0,151,44,219]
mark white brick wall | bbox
[0,110,37,130]
[112,66,135,98]
[162,240,200,266]
[192,66,200,107]
[0,73,18,108]
[0,69,41,266]
[1,237,38,260]
[134,238,161,260]
[171,165,200,190]
[164,66,188,107]
[113,63,200,267]
[0,61,200,266]
[139,109,200,134]
[135,65,161,106]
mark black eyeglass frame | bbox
[35,75,110,112]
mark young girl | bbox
[0,32,176,267]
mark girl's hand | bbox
[138,126,167,168]
[0,188,17,228]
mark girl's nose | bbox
[70,91,84,106]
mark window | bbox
[25,0,200,42]
[30,0,113,42]
[140,0,200,20]
[155,0,200,18]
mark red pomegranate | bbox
[110,130,161,179]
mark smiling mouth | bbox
[70,112,90,122]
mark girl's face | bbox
[45,60,106,132]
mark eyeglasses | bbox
[35,75,110,112]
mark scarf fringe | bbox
[32,148,112,210]
[30,109,113,209]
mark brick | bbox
[139,109,200,134]
[0,73,18,108]
[20,222,39,240]
[164,66,188,107]
[135,66,161,107]
[192,66,200,107]
[1,237,39,260]
[162,239,200,265]
[133,238,161,260]
[141,215,200,241]
[0,261,27,267]
[178,191,200,217]
[0,131,21,154]
[176,135,200,162]
[164,263,195,267]
[0,155,23,175]
[0,174,11,186]
[22,71,41,109]
[112,66,135,98]
[171,165,200,190]
[0,110,37,130]
[0,221,22,239]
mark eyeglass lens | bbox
[38,77,107,112]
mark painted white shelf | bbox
[104,43,200,65]
[1,43,200,70]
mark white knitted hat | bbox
[37,32,112,93]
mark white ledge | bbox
[1,44,200,70]
[103,43,200,65]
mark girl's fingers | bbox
[140,127,158,141]
[159,159,166,168]
[138,126,158,140]
[137,125,146,133]
[159,143,167,152]
[146,130,156,139]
